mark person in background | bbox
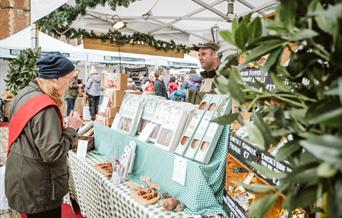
[142,73,155,94]
[5,53,82,218]
[64,69,82,116]
[185,70,203,92]
[127,78,137,90]
[168,76,178,94]
[154,69,168,98]
[86,66,101,120]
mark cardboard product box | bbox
[107,107,120,118]
[74,97,85,116]
[149,99,172,142]
[95,114,106,125]
[111,90,125,108]
[115,73,128,90]
[96,114,114,126]
[137,95,160,133]
[100,106,120,118]
[98,96,111,115]
[184,95,218,160]
[103,88,116,97]
[154,101,192,152]
[194,95,232,164]
[125,90,142,95]
[112,94,144,135]
[175,95,212,156]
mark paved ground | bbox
[0,126,20,218]
[0,126,8,166]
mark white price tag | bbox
[76,140,88,158]
[138,123,155,142]
[99,96,110,114]
[172,155,188,186]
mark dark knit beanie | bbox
[37,53,75,79]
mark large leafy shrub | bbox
[216,0,342,217]
[5,48,41,95]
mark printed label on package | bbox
[223,192,247,218]
[229,134,260,167]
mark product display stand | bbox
[68,123,230,217]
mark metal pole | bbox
[31,24,39,49]
[192,0,231,21]
[85,54,89,80]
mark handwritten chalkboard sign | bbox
[239,68,275,91]
[259,151,293,185]
[228,134,292,186]
[224,191,247,218]
[229,134,260,168]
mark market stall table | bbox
[68,151,187,218]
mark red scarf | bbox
[7,93,63,155]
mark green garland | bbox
[37,0,192,53]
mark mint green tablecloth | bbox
[93,123,229,216]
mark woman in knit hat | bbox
[5,53,83,218]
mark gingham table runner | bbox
[68,151,191,218]
[89,124,229,216]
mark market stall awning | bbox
[68,0,276,45]
[31,0,69,24]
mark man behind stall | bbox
[188,42,220,104]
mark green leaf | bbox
[246,123,265,150]
[261,48,283,74]
[248,192,280,218]
[311,3,342,46]
[306,99,342,126]
[335,179,342,218]
[234,23,249,51]
[271,73,290,92]
[248,17,262,44]
[317,162,337,178]
[284,185,317,211]
[211,113,238,125]
[228,67,246,103]
[277,0,296,31]
[253,112,275,149]
[332,77,342,104]
[266,21,288,32]
[275,141,301,161]
[299,134,342,170]
[233,181,277,193]
[219,31,235,46]
[216,75,230,93]
[250,162,287,179]
[245,39,285,63]
[232,18,239,33]
[289,29,318,41]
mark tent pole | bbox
[85,54,89,80]
[31,24,39,49]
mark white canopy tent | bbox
[67,0,276,45]
[0,27,84,61]
[29,0,276,46]
[0,27,200,68]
